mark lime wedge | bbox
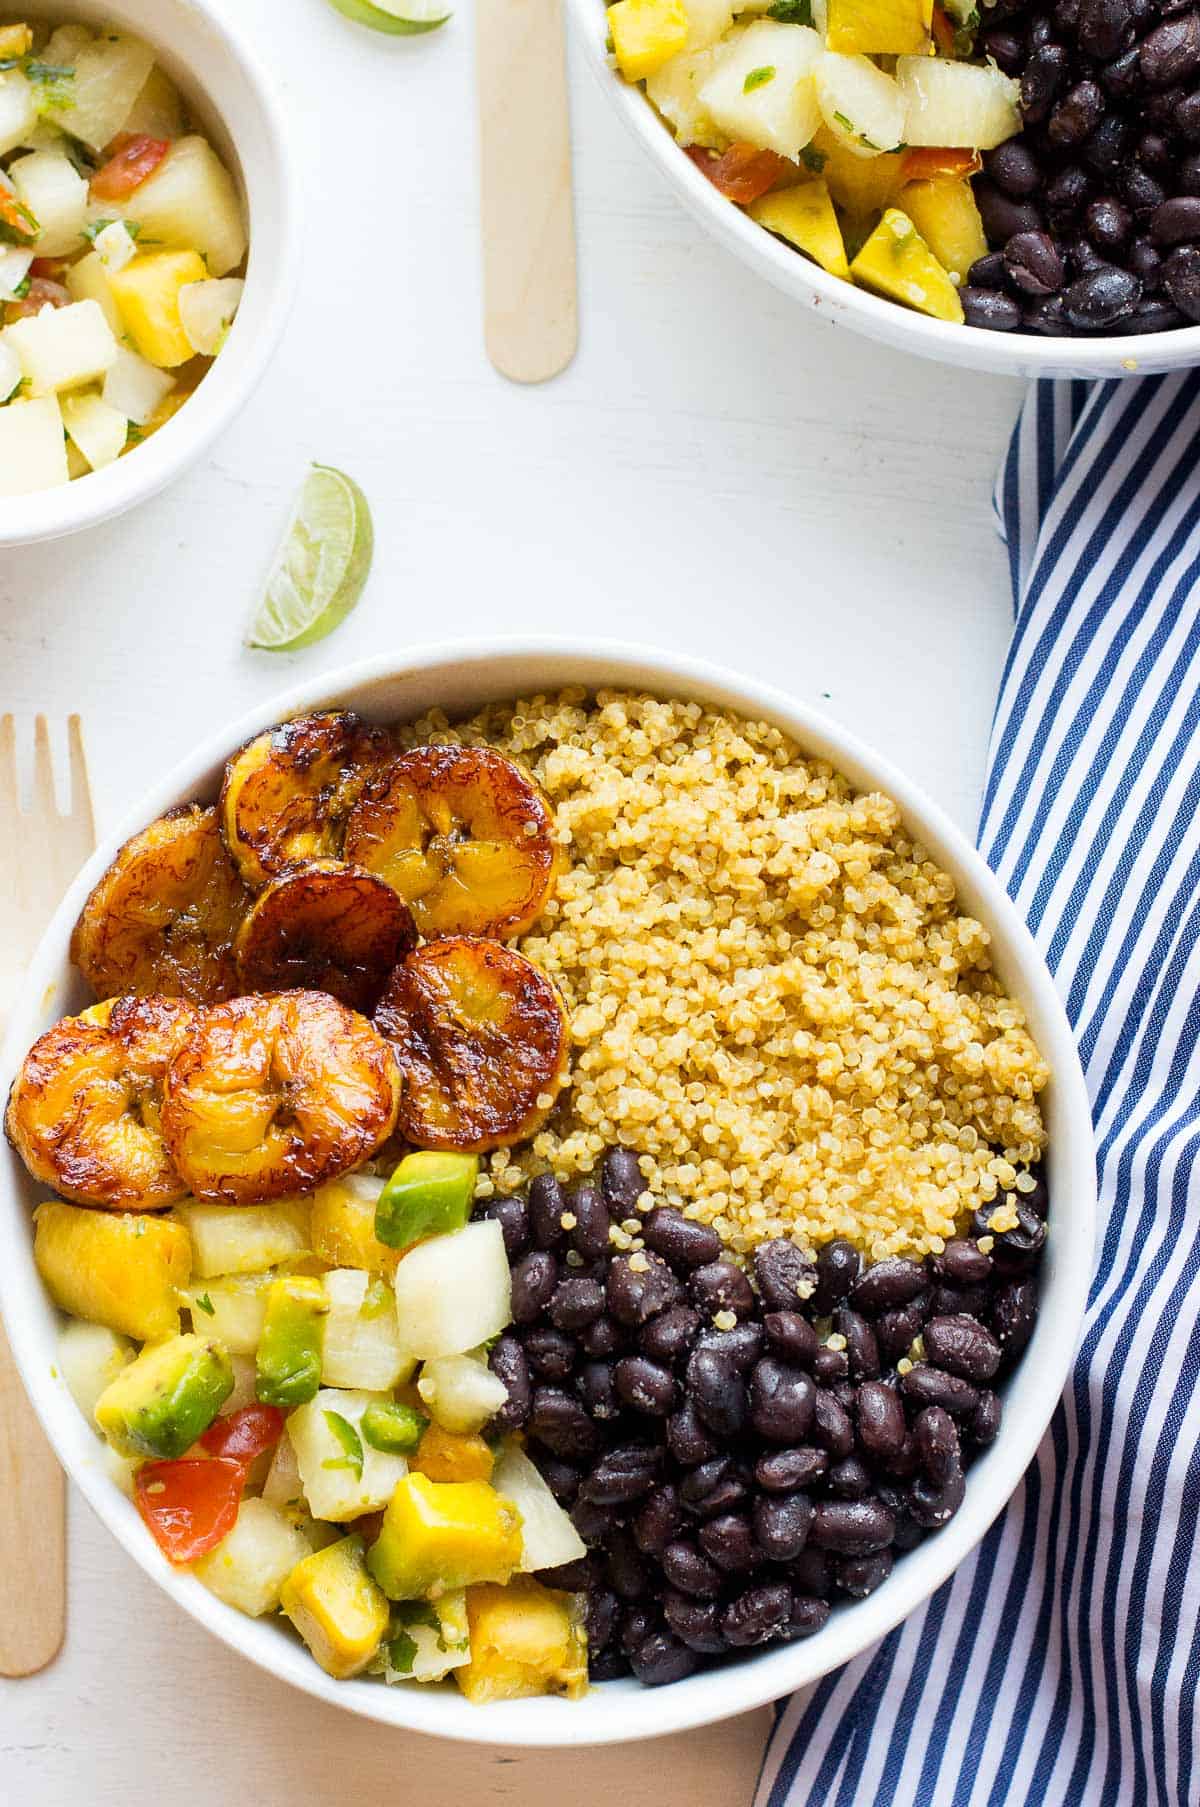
[326,0,451,33]
[247,464,374,652]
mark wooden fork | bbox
[0,715,94,1676]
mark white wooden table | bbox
[0,0,1025,1798]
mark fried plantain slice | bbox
[70,805,250,1004]
[220,711,392,890]
[234,859,417,1014]
[344,744,559,940]
[5,995,197,1210]
[374,938,569,1153]
[161,989,400,1205]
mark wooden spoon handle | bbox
[476,0,578,383]
[0,1314,65,1675]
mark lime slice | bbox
[247,464,374,652]
[326,0,452,34]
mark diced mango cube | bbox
[896,176,986,282]
[749,180,850,279]
[311,1177,401,1277]
[280,1535,390,1679]
[412,1424,496,1485]
[456,1578,588,1704]
[607,0,689,82]
[366,1472,523,1601]
[34,1201,190,1341]
[849,208,964,323]
[108,249,208,368]
[827,0,932,55]
[808,125,905,215]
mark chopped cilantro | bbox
[765,0,811,19]
[321,1410,364,1480]
[743,65,776,92]
[12,274,30,298]
[193,1292,216,1316]
[23,60,76,114]
[387,1628,418,1675]
[125,423,144,445]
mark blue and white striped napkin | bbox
[758,372,1200,1807]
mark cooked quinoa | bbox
[401,690,1050,1262]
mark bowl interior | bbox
[0,640,1097,1745]
[0,0,296,545]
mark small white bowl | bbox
[0,0,298,546]
[0,639,1096,1746]
[569,0,1200,381]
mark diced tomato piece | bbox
[902,147,983,182]
[931,4,957,56]
[5,277,70,322]
[198,1404,286,1468]
[135,1457,244,1565]
[686,143,792,206]
[30,257,69,281]
[348,1508,386,1546]
[90,134,170,203]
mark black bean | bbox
[924,1314,1002,1383]
[1063,265,1141,326]
[834,1307,880,1380]
[1180,151,1200,196]
[571,1496,620,1543]
[962,287,1023,331]
[1021,42,1070,120]
[640,1303,702,1367]
[679,1456,733,1509]
[568,1185,613,1261]
[523,1326,577,1382]
[876,1481,924,1552]
[909,1463,966,1529]
[579,1315,623,1358]
[1005,229,1066,295]
[914,1406,960,1487]
[686,1347,747,1438]
[1179,87,1200,138]
[1141,11,1200,86]
[931,1283,993,1320]
[827,1455,872,1500]
[754,1490,813,1561]
[483,1193,530,1260]
[600,1147,645,1212]
[548,1276,606,1332]
[756,1445,829,1492]
[630,1632,700,1686]
[642,1207,721,1270]
[607,1252,682,1327]
[1138,132,1174,174]
[1078,0,1133,59]
[510,1249,558,1323]
[875,1297,930,1364]
[982,25,1025,71]
[1024,293,1069,334]
[537,1455,581,1506]
[967,251,1009,289]
[992,1198,1050,1269]
[969,1389,1003,1446]
[585,1586,620,1652]
[699,1513,759,1573]
[589,1647,629,1681]
[749,1358,816,1444]
[619,1604,657,1653]
[667,1401,720,1466]
[663,1591,727,1653]
[1047,163,1092,215]
[788,1546,833,1597]
[856,1379,907,1464]
[837,1550,895,1599]
[990,1278,1039,1362]
[604,1528,652,1601]
[539,1553,594,1592]
[849,1257,927,1315]
[900,1365,980,1416]
[662,1539,723,1598]
[579,1360,619,1423]
[987,139,1042,197]
[1152,196,1200,246]
[1164,244,1200,317]
[692,1322,764,1372]
[753,1239,817,1311]
[812,1345,851,1384]
[1084,115,1129,173]
[810,1499,895,1556]
[488,1333,532,1430]
[690,1473,749,1521]
[529,1172,568,1249]
[615,1355,677,1416]
[1101,43,1141,95]
[812,1388,856,1458]
[530,1386,601,1460]
[721,1582,793,1648]
[813,1239,862,1313]
[785,1596,832,1639]
[688,1260,755,1319]
[1049,78,1107,145]
[1123,163,1167,214]
[633,1482,683,1556]
[763,1310,820,1367]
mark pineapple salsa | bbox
[606,0,1021,325]
[0,17,247,497]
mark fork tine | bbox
[66,714,94,833]
[31,714,57,819]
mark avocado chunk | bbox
[360,1399,427,1455]
[375,1151,479,1250]
[366,1471,523,1601]
[255,1275,326,1407]
[94,1332,233,1459]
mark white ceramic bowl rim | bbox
[567,0,1200,380]
[0,637,1097,1746]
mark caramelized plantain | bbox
[161,989,400,1205]
[374,939,569,1153]
[5,995,197,1210]
[344,745,559,940]
[70,804,250,1004]
[234,859,417,1014]
[220,712,392,890]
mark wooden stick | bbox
[0,1316,66,1675]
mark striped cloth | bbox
[757,372,1200,1807]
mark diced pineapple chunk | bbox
[827,0,931,55]
[116,136,246,277]
[123,64,185,141]
[8,151,86,257]
[490,1445,587,1574]
[896,55,1021,150]
[0,394,68,495]
[374,1590,472,1684]
[417,1352,508,1435]
[0,246,33,303]
[413,1425,495,1485]
[311,1175,400,1277]
[850,207,964,322]
[698,22,822,161]
[608,0,689,82]
[289,1387,411,1522]
[108,249,208,368]
[808,124,905,213]
[33,1202,190,1340]
[185,1272,271,1353]
[57,1320,134,1427]
[193,1497,312,1617]
[40,33,156,153]
[749,178,849,278]
[5,298,118,395]
[814,51,905,157]
[101,345,175,426]
[645,45,728,149]
[456,1578,588,1704]
[178,276,244,356]
[221,1352,260,1414]
[367,1473,524,1601]
[0,71,36,158]
[65,250,121,335]
[61,390,127,471]
[0,25,31,59]
[262,1426,307,1519]
[93,219,139,274]
[322,1270,414,1392]
[281,1535,389,1680]
[176,1200,311,1279]
[897,177,986,281]
[393,1219,511,1362]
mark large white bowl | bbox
[0,639,1096,1745]
[569,0,1200,381]
[0,0,298,546]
